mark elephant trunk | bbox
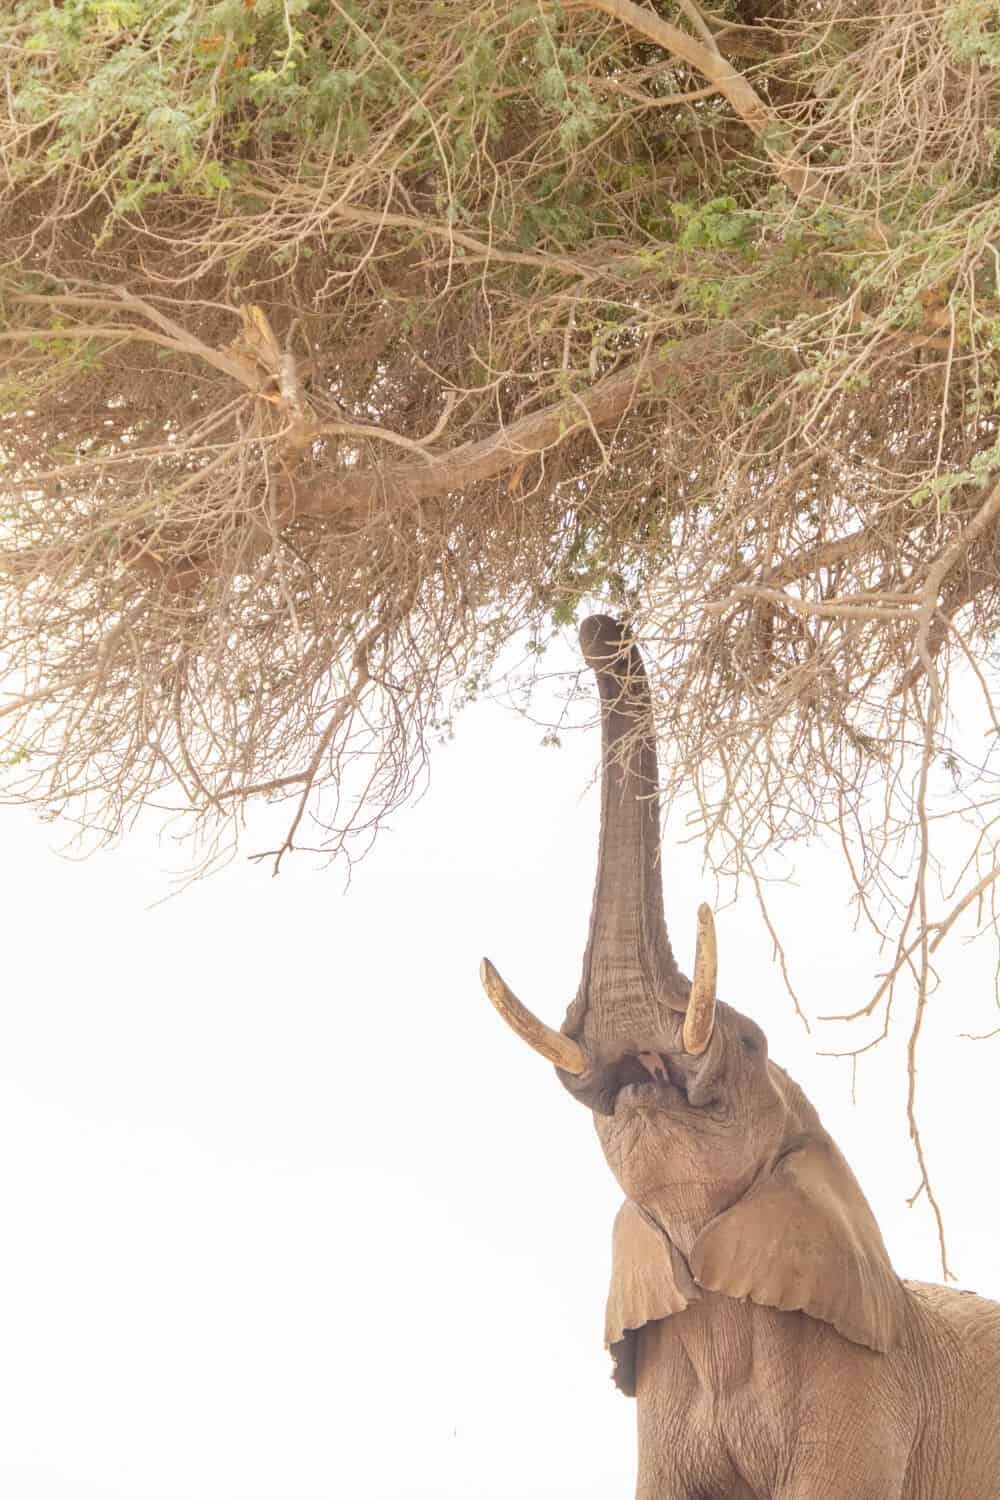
[561,616,688,1048]
[477,617,718,1075]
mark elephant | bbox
[479,614,1000,1500]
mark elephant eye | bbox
[740,1033,759,1053]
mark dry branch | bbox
[571,0,827,203]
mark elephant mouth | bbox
[612,1051,721,1116]
[558,1045,722,1117]
[616,1080,680,1112]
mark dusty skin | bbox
[482,615,1000,1500]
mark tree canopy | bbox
[2,2,999,1003]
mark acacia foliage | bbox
[1,0,999,930]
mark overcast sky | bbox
[2,645,999,1500]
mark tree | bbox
[2,0,999,1031]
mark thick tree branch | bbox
[7,289,258,388]
[291,327,741,520]
[897,476,1000,698]
[570,0,826,203]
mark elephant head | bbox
[481,615,905,1394]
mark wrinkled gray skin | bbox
[498,616,1000,1500]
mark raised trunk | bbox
[562,616,688,1047]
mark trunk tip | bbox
[579,614,630,672]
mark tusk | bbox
[683,904,717,1056]
[480,958,587,1075]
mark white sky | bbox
[2,651,999,1499]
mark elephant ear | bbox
[689,1134,905,1353]
[605,1200,699,1395]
